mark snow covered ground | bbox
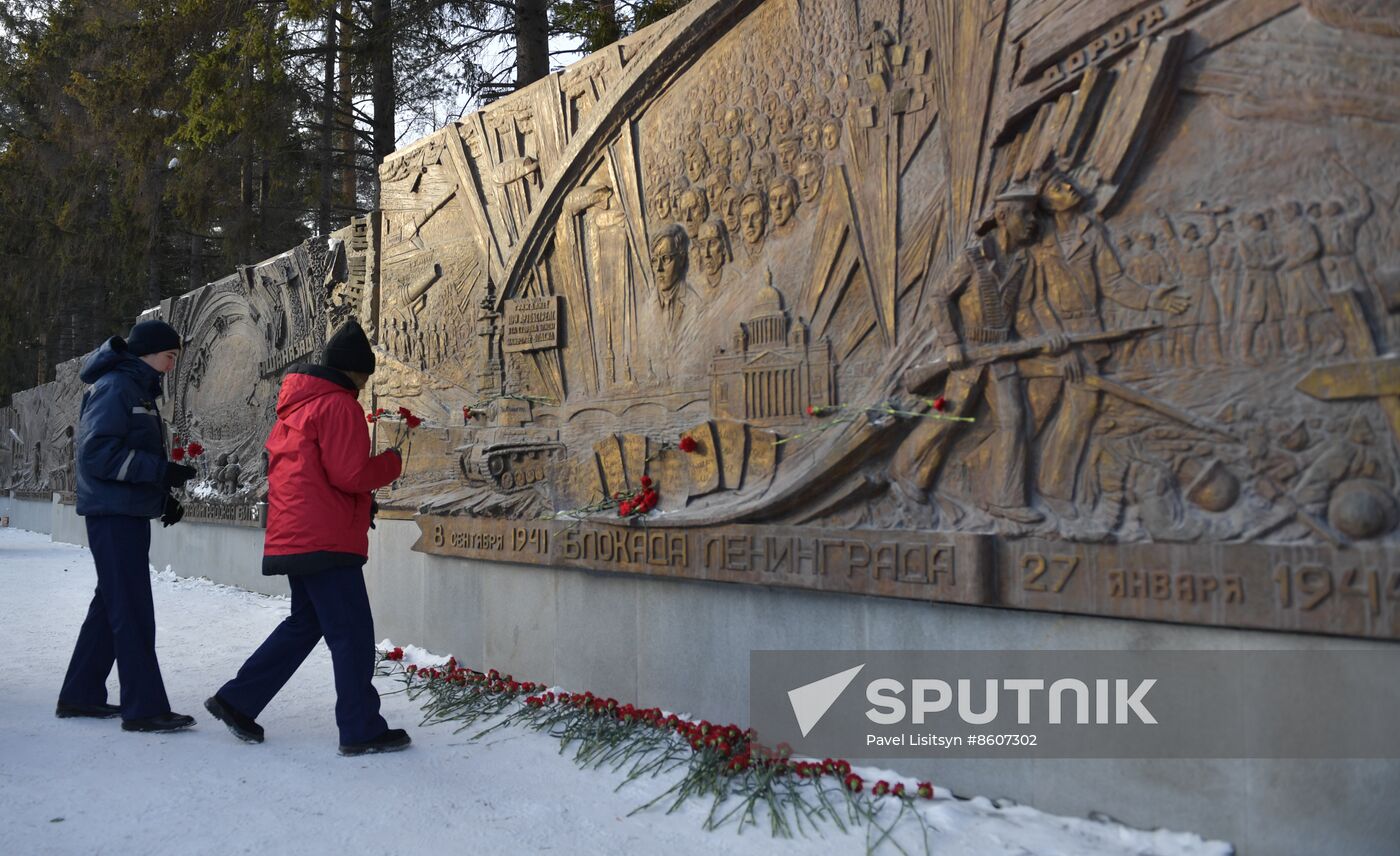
[0,526,1233,855]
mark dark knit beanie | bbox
[322,319,376,375]
[126,320,184,357]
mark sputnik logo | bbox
[787,664,865,737]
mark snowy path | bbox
[0,527,1231,855]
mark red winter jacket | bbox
[261,365,402,575]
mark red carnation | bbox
[640,475,653,489]
[366,412,376,423]
[462,406,474,421]
[405,413,422,429]
[172,435,183,446]
[872,780,890,797]
[843,773,863,793]
[171,447,186,462]
[187,442,204,458]
[932,396,947,412]
[916,781,934,799]
[892,782,906,797]
[619,500,633,516]
[386,647,404,661]
[678,435,698,454]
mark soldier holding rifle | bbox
[892,185,1045,524]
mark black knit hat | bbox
[126,320,184,357]
[322,319,375,375]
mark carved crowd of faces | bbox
[640,14,856,297]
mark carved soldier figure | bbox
[863,19,897,85]
[1318,194,1373,294]
[1025,171,1188,517]
[891,186,1044,524]
[1237,210,1286,363]
[1124,230,1172,365]
[1157,212,1224,364]
[1277,201,1343,355]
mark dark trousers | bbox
[60,516,172,720]
[217,565,387,745]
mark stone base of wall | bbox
[6,500,1395,855]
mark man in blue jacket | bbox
[57,319,199,732]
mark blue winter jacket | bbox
[74,338,170,518]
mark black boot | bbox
[338,728,411,756]
[56,701,121,719]
[205,695,264,743]
[121,712,196,733]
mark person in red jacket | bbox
[204,320,410,755]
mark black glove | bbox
[163,462,198,491]
[369,498,380,530]
[160,494,184,527]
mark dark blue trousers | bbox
[217,565,387,745]
[60,516,172,720]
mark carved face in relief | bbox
[751,152,777,193]
[777,137,802,176]
[791,97,808,128]
[823,120,841,150]
[994,201,1039,247]
[740,193,767,244]
[1247,212,1268,231]
[1307,202,1322,219]
[744,110,769,148]
[802,120,822,152]
[650,228,688,293]
[795,156,823,203]
[1116,233,1134,255]
[720,186,742,233]
[704,174,728,212]
[686,144,709,183]
[1039,174,1083,213]
[705,132,730,171]
[649,182,673,222]
[768,177,799,228]
[722,107,742,138]
[782,79,801,105]
[1182,223,1201,243]
[678,187,709,235]
[697,219,729,279]
[772,104,793,136]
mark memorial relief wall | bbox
[6,0,1400,640]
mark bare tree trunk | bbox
[318,7,336,236]
[369,0,395,209]
[338,0,356,213]
[515,0,550,87]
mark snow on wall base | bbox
[28,507,1400,855]
[1,494,54,534]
